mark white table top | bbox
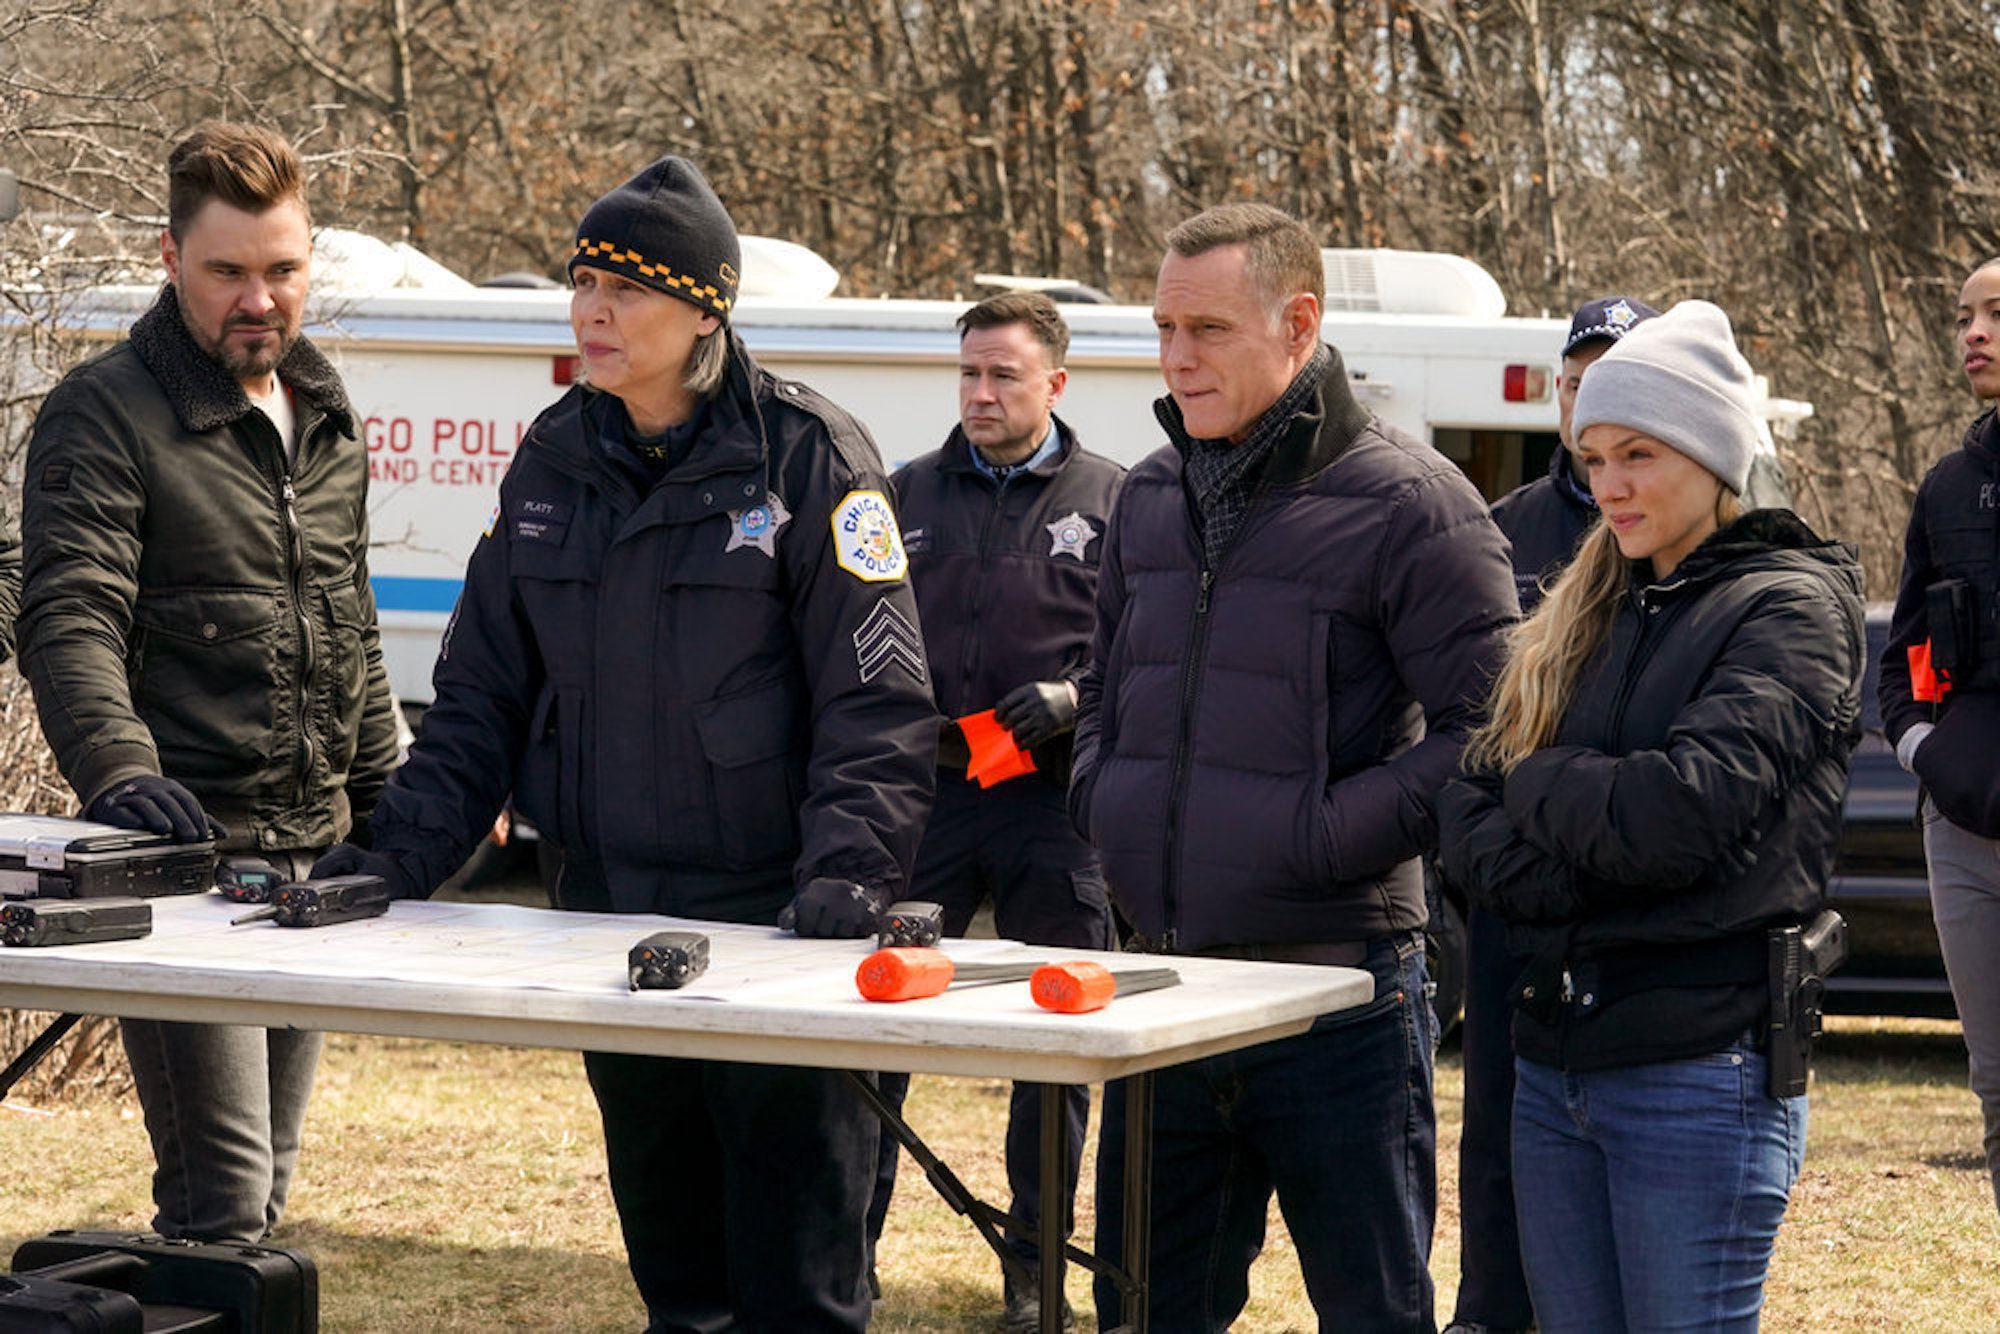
[0,895,1373,1083]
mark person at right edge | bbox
[1437,300,1864,1332]
[313,155,936,1331]
[1072,202,1517,1332]
[1880,256,2000,1219]
[1449,292,1657,1334]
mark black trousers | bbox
[1452,904,1536,1328]
[867,771,1114,1275]
[586,1051,877,1333]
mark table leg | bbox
[1122,1069,1154,1333]
[0,1012,83,1103]
[1038,1081,1065,1334]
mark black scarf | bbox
[1178,343,1328,568]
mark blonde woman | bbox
[1436,301,1863,1333]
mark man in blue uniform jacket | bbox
[871,291,1122,1329]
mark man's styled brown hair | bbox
[166,122,308,242]
[1165,203,1324,319]
[956,290,1070,366]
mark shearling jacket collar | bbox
[127,283,353,436]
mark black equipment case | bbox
[5,1231,316,1333]
[0,1271,145,1332]
[0,815,214,901]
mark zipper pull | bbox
[1561,966,1575,1003]
[1197,569,1213,614]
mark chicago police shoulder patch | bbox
[831,489,908,582]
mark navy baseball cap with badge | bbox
[569,155,741,320]
[1562,295,1661,358]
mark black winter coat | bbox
[368,338,938,921]
[891,417,1123,776]
[1071,347,1517,951]
[1437,510,1865,1071]
[1491,446,1597,612]
[19,286,399,852]
[1880,409,2000,836]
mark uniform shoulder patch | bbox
[831,489,908,582]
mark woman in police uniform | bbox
[318,156,936,1332]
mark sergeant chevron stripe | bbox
[853,598,926,685]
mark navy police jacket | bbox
[1491,446,1597,612]
[369,337,938,921]
[1880,409,2000,836]
[891,418,1123,775]
[1070,347,1517,951]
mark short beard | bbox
[178,290,296,384]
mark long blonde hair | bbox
[1466,489,1744,773]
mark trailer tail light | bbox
[553,355,579,386]
[1503,364,1550,403]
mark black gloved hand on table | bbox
[779,876,888,939]
[310,842,425,900]
[88,775,226,843]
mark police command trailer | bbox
[25,236,1806,706]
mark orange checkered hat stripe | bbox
[568,155,741,321]
[573,237,732,316]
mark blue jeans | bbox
[1511,1043,1806,1334]
[1093,931,1437,1333]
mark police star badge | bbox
[725,492,792,558]
[1045,510,1098,561]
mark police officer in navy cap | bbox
[1444,292,1657,1334]
[315,154,937,1332]
[869,290,1122,1329]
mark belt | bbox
[1126,936,1369,967]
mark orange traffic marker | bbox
[1030,962,1182,1013]
[855,947,1043,1002]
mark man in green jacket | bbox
[17,121,399,1243]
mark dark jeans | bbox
[1452,904,1534,1328]
[1094,930,1438,1333]
[121,848,324,1243]
[869,772,1113,1274]
[586,1052,877,1333]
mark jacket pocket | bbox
[517,685,588,850]
[317,575,372,756]
[692,679,804,869]
[129,588,282,783]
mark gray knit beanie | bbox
[1569,299,1760,494]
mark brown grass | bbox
[1,1016,1994,1330]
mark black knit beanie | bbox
[569,155,741,320]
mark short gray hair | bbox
[685,327,728,399]
[1165,204,1324,321]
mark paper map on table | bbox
[15,893,1046,1005]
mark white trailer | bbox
[20,239,1806,704]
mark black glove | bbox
[992,680,1077,751]
[778,876,887,939]
[311,842,425,900]
[88,775,225,844]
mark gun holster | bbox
[1766,909,1848,1099]
[1926,580,1974,685]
